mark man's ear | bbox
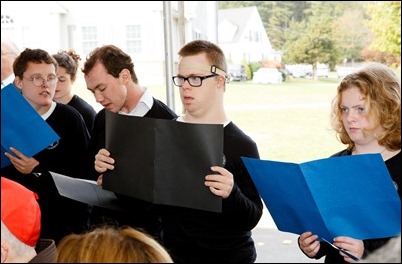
[13,76,23,90]
[119,69,130,84]
[217,75,226,90]
[1,241,9,263]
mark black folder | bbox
[103,111,224,213]
[42,171,127,212]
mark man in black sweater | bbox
[82,44,177,242]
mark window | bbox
[1,14,15,38]
[1,14,14,24]
[82,26,98,56]
[255,31,260,43]
[126,25,141,55]
[193,30,202,40]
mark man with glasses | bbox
[82,44,177,242]
[1,39,20,89]
[1,48,91,243]
[162,40,263,263]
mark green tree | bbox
[366,1,401,55]
[332,9,373,64]
[219,1,311,51]
[283,15,336,80]
[218,1,400,69]
[241,59,252,80]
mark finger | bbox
[300,232,311,240]
[94,159,114,173]
[208,186,230,198]
[95,153,115,165]
[94,163,108,173]
[9,147,26,158]
[5,152,22,165]
[97,175,103,186]
[98,148,110,156]
[205,173,226,183]
[210,166,227,175]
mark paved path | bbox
[253,207,324,263]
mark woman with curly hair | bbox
[298,62,401,263]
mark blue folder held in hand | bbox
[242,154,401,242]
[1,83,60,168]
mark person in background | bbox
[1,39,20,88]
[298,62,401,263]
[82,44,177,241]
[155,39,262,263]
[2,48,91,244]
[1,177,56,263]
[53,49,96,132]
[56,225,173,263]
[359,234,401,263]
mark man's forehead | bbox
[179,62,226,76]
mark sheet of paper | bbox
[103,111,224,212]
[242,154,401,241]
[1,84,60,168]
[44,171,127,212]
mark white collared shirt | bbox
[1,74,15,89]
[41,101,57,120]
[118,87,153,116]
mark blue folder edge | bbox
[242,154,401,241]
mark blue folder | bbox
[1,84,60,168]
[242,154,401,241]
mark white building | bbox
[1,1,218,85]
[2,2,280,86]
[218,6,277,64]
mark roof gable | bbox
[218,6,258,43]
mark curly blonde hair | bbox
[330,62,401,151]
[56,225,173,263]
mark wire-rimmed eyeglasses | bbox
[172,74,217,87]
[24,75,58,87]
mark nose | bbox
[345,111,357,123]
[181,79,192,89]
[41,79,53,87]
[94,90,104,103]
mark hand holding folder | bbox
[102,111,224,212]
[242,154,401,242]
[1,84,59,168]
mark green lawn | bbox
[150,77,345,163]
[75,76,346,163]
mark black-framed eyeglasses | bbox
[172,74,217,87]
[24,75,58,87]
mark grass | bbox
[222,78,345,162]
[75,75,346,163]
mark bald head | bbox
[1,39,20,82]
